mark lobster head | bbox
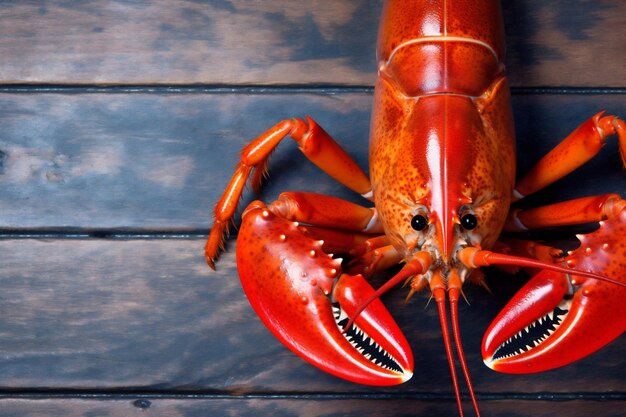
[370,0,515,285]
[369,70,516,298]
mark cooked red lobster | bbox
[206,1,626,415]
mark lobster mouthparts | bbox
[236,201,413,385]
[483,209,626,373]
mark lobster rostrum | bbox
[206,1,626,415]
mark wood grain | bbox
[0,93,624,229]
[0,0,624,86]
[1,398,625,417]
[0,239,624,395]
[1,0,625,416]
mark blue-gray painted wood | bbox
[0,94,623,229]
[0,239,624,395]
[1,397,625,417]
[0,1,625,416]
[0,1,624,86]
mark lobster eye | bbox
[460,213,478,230]
[411,214,428,231]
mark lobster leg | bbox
[266,191,402,276]
[299,227,373,257]
[268,191,382,233]
[482,207,626,373]
[483,114,626,373]
[347,244,403,277]
[505,194,626,232]
[236,200,413,385]
[350,235,393,258]
[206,116,372,268]
[514,112,626,200]
[484,194,626,373]
[495,239,562,268]
[230,192,415,383]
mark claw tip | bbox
[401,369,413,383]
[206,257,217,270]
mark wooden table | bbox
[0,1,624,416]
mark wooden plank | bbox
[0,93,624,229]
[1,397,625,417]
[503,0,626,88]
[0,239,624,394]
[0,1,624,87]
[0,1,622,415]
[0,92,371,229]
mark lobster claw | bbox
[483,209,626,373]
[236,201,413,385]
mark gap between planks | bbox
[1,390,625,401]
[1,84,626,95]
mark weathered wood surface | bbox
[0,239,625,396]
[1,398,625,417]
[0,1,625,416]
[0,94,624,229]
[0,0,624,87]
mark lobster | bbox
[205,0,626,415]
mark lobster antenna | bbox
[449,285,481,417]
[433,285,465,417]
[458,248,626,288]
[342,254,431,332]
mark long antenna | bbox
[449,285,481,417]
[458,247,626,288]
[433,285,465,417]
[342,254,431,331]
